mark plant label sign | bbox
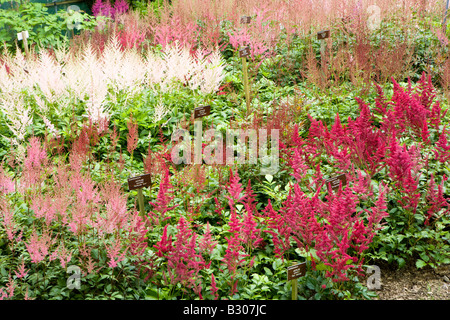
[128,173,151,190]
[194,105,211,119]
[287,262,306,281]
[239,46,250,58]
[317,30,330,40]
[17,30,29,41]
[240,16,251,24]
[325,173,347,192]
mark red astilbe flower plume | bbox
[225,169,244,206]
[154,225,173,257]
[242,179,257,216]
[424,175,450,226]
[386,135,421,213]
[347,98,387,175]
[373,83,390,116]
[155,217,207,298]
[199,222,218,256]
[262,200,291,259]
[127,114,138,155]
[415,72,436,110]
[289,145,310,186]
[429,101,448,130]
[240,206,263,251]
[433,128,450,164]
[210,273,219,300]
[148,167,178,225]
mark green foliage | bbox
[0,0,99,52]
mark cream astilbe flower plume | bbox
[102,34,125,87]
[154,101,169,123]
[145,49,169,92]
[118,47,146,91]
[0,92,33,150]
[163,40,196,85]
[199,49,226,94]
[29,50,65,104]
[80,42,109,125]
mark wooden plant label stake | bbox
[239,46,250,58]
[17,31,30,59]
[239,46,251,114]
[128,173,151,218]
[325,173,347,193]
[287,262,306,300]
[317,30,330,40]
[194,105,211,119]
[240,16,251,24]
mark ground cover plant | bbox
[0,0,449,300]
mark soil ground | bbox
[366,262,450,300]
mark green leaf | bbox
[315,262,332,272]
[419,252,430,262]
[263,267,273,276]
[397,257,406,268]
[416,259,427,269]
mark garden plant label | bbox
[317,30,330,40]
[128,173,151,190]
[325,174,347,193]
[194,105,211,118]
[239,46,250,58]
[287,262,307,281]
[240,15,251,24]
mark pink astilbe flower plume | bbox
[0,196,18,242]
[106,237,127,268]
[0,167,14,194]
[25,227,54,264]
[14,258,28,279]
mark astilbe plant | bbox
[281,75,449,272]
[154,216,210,298]
[0,129,155,299]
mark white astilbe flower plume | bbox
[0,93,33,144]
[102,34,124,87]
[163,41,196,85]
[198,50,226,94]
[145,50,166,88]
[154,101,169,122]
[29,50,65,104]
[80,43,109,124]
